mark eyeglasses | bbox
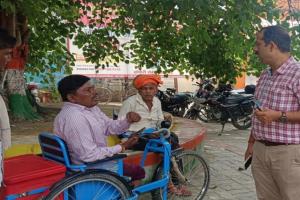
[76,85,96,96]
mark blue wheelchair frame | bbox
[39,129,171,200]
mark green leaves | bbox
[1,0,297,85]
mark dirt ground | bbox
[11,102,121,144]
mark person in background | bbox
[245,25,300,200]
[119,75,164,131]
[118,74,191,196]
[54,74,145,185]
[118,74,179,150]
[0,28,16,185]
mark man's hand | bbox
[254,108,280,125]
[164,113,173,123]
[122,135,139,149]
[126,112,141,123]
[244,142,254,160]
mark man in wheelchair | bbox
[118,74,191,196]
[54,75,145,186]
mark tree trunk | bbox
[1,11,40,121]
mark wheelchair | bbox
[39,127,209,200]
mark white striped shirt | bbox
[54,102,129,164]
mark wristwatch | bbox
[279,111,287,123]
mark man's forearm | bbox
[248,132,255,144]
[271,110,300,123]
[285,111,300,123]
[258,110,300,124]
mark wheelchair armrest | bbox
[84,153,127,165]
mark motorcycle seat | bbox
[225,94,253,105]
[193,97,206,104]
[171,94,190,104]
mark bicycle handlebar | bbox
[138,128,171,142]
[155,128,171,139]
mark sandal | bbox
[168,182,192,196]
[177,185,192,196]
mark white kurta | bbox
[0,94,11,185]
[118,93,164,131]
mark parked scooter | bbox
[156,88,191,117]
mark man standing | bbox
[54,74,145,183]
[0,28,16,185]
[245,25,300,200]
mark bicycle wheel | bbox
[95,87,112,104]
[184,108,199,120]
[197,107,210,122]
[121,88,137,102]
[152,150,210,200]
[43,170,131,200]
[231,115,252,130]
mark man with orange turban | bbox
[118,74,191,196]
[119,74,164,132]
[132,74,163,90]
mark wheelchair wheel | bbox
[152,150,210,200]
[43,170,131,200]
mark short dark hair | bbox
[58,75,90,101]
[261,25,291,53]
[0,28,16,49]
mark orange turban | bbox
[133,74,163,89]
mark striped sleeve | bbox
[54,111,122,163]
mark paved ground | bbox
[202,121,256,200]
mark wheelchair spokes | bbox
[43,172,131,200]
[152,150,210,200]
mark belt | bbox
[258,140,293,146]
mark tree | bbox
[0,1,78,120]
[0,1,299,100]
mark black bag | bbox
[130,132,179,151]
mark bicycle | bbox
[93,78,136,104]
[120,80,137,102]
[37,125,209,200]
[95,86,113,104]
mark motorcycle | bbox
[156,88,192,117]
[195,79,215,98]
[184,84,255,131]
